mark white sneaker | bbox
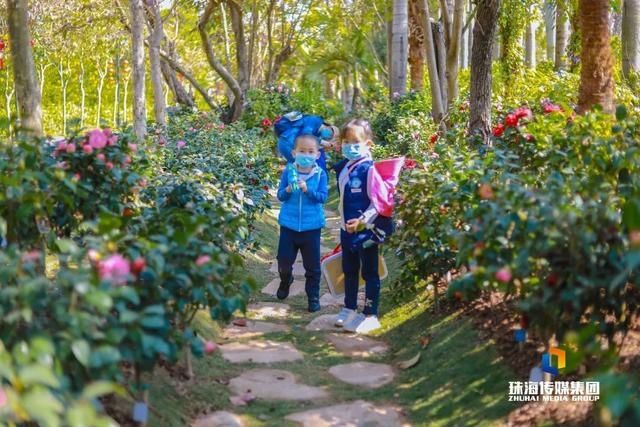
[334,308,356,327]
[343,313,366,332]
[354,315,381,334]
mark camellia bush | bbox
[0,113,276,424]
[388,89,640,423]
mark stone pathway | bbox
[229,369,328,401]
[196,205,406,426]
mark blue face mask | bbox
[342,143,368,160]
[319,127,333,140]
[294,153,317,168]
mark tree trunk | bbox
[408,0,426,91]
[158,50,215,109]
[123,73,130,124]
[390,0,408,98]
[229,1,249,93]
[469,0,501,139]
[622,0,640,80]
[114,53,121,126]
[247,0,259,87]
[130,0,147,140]
[432,22,448,108]
[445,0,464,107]
[198,0,243,122]
[57,62,68,134]
[351,64,360,111]
[460,0,470,70]
[577,0,614,114]
[555,1,569,71]
[544,0,555,61]
[96,63,107,128]
[525,18,537,68]
[422,0,444,121]
[467,13,474,68]
[147,1,167,127]
[160,59,195,108]
[6,0,43,137]
[80,61,86,128]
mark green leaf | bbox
[71,340,91,367]
[82,381,122,400]
[141,316,165,329]
[19,364,60,388]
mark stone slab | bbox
[285,400,406,427]
[305,314,342,332]
[229,369,328,401]
[328,362,395,388]
[246,302,290,319]
[223,320,290,339]
[325,333,388,358]
[220,340,303,364]
[261,278,305,297]
[192,411,244,427]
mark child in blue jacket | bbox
[333,119,393,334]
[276,134,328,312]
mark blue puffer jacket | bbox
[277,166,328,232]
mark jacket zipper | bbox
[298,187,302,231]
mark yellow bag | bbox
[320,245,388,296]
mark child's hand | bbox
[345,218,362,233]
[298,180,307,192]
[286,185,293,193]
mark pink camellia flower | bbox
[83,144,93,154]
[177,140,187,149]
[404,158,418,170]
[543,102,562,114]
[107,135,118,146]
[124,155,132,164]
[514,106,533,121]
[158,137,167,146]
[496,267,512,283]
[205,341,218,354]
[96,153,106,162]
[492,123,505,137]
[103,128,112,138]
[56,140,68,151]
[196,255,211,266]
[128,143,138,152]
[55,161,69,169]
[98,254,131,285]
[106,162,114,170]
[66,143,76,153]
[505,114,519,128]
[0,387,7,408]
[218,123,225,130]
[88,129,107,149]
[73,173,81,181]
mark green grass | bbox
[144,205,519,426]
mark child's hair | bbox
[340,118,374,141]
[294,133,320,148]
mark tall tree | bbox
[130,0,146,140]
[622,0,640,81]
[525,15,537,68]
[468,0,501,139]
[422,0,444,121]
[555,0,569,70]
[408,0,426,91]
[440,0,465,107]
[577,0,614,113]
[390,0,408,97]
[543,0,555,61]
[146,0,166,127]
[6,0,43,136]
[198,0,244,122]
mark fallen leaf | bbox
[232,318,247,327]
[398,352,421,370]
[419,335,431,349]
